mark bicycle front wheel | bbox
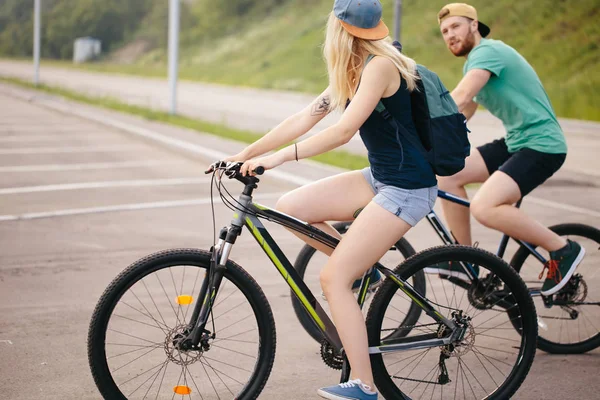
[88,249,276,400]
[367,245,537,400]
[510,223,600,354]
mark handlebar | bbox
[204,161,264,176]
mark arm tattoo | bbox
[311,96,331,116]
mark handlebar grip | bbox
[254,166,265,175]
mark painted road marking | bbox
[10,90,600,220]
[0,135,108,142]
[0,178,210,194]
[0,160,178,172]
[0,192,284,222]
[0,145,142,154]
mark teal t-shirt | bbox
[464,38,567,154]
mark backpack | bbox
[369,42,471,176]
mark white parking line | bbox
[14,93,600,221]
[0,177,211,194]
[0,145,142,154]
[0,160,178,172]
[72,108,600,219]
[67,108,313,187]
[526,197,600,219]
[0,192,284,222]
[0,135,106,142]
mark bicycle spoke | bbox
[108,344,163,360]
[472,344,516,356]
[127,291,170,334]
[130,359,167,398]
[471,347,513,368]
[122,359,169,388]
[205,358,236,398]
[213,284,237,309]
[113,313,167,331]
[155,361,169,400]
[113,346,163,373]
[183,268,204,322]
[140,280,170,330]
[385,348,430,369]
[213,314,254,335]
[202,355,253,374]
[154,272,183,327]
[210,343,257,359]
[170,366,185,400]
[169,267,185,327]
[121,299,170,332]
[475,333,520,344]
[410,361,439,396]
[458,357,478,399]
[107,328,162,346]
[395,348,432,384]
[476,315,522,336]
[179,355,203,400]
[106,342,162,349]
[470,348,499,389]
[211,300,249,323]
[201,358,248,386]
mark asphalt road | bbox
[0,84,599,400]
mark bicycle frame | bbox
[433,190,547,295]
[187,180,459,355]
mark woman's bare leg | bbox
[276,170,375,255]
[320,201,412,388]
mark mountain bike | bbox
[88,162,537,399]
[293,189,600,354]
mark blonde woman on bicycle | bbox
[225,1,437,398]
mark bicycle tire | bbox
[291,221,421,343]
[510,223,600,354]
[367,245,538,400]
[88,248,276,400]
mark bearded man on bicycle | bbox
[428,3,585,296]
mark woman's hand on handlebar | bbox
[240,152,285,176]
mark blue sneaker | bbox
[321,270,383,300]
[317,379,378,400]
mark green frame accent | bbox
[236,201,457,353]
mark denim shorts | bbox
[361,167,437,226]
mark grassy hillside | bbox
[10,0,600,121]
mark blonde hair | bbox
[323,12,418,111]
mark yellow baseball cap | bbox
[437,3,490,37]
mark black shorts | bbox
[477,138,566,197]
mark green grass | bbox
[0,76,368,171]
[14,0,599,122]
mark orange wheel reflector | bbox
[173,385,192,395]
[177,295,193,305]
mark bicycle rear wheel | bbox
[88,249,276,400]
[367,245,537,400]
[510,223,600,354]
[291,221,421,343]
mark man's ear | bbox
[472,20,480,34]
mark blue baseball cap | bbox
[333,0,389,40]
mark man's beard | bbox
[450,32,476,57]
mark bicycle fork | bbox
[184,225,239,349]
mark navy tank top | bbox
[358,75,437,189]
